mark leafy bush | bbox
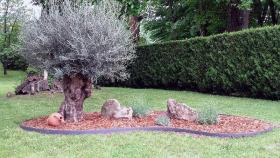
[128,97,150,117]
[198,107,219,125]
[26,66,40,76]
[155,115,170,126]
[5,54,28,70]
[0,47,28,71]
[103,25,280,99]
[132,105,150,118]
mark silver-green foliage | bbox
[155,115,170,126]
[198,107,219,125]
[128,97,150,117]
[132,105,150,117]
[20,0,135,80]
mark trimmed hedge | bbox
[108,26,280,99]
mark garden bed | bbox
[20,111,274,138]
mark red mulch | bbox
[22,111,273,134]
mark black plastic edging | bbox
[20,124,274,138]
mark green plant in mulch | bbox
[127,96,151,118]
[198,107,219,125]
[131,105,150,118]
[155,115,171,126]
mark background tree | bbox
[20,0,135,122]
[142,0,228,41]
[33,0,148,42]
[251,0,280,26]
[117,0,148,42]
[0,0,27,75]
[226,0,252,31]
[141,0,280,42]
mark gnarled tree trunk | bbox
[58,74,92,122]
[3,63,7,75]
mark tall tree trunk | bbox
[241,10,250,29]
[227,1,242,32]
[198,0,208,36]
[3,0,9,45]
[227,0,250,31]
[2,62,7,75]
[255,0,268,26]
[130,16,142,42]
[260,3,268,25]
[268,0,277,24]
[58,74,92,122]
[1,0,11,76]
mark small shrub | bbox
[198,107,219,125]
[155,115,170,126]
[26,66,40,76]
[132,105,150,118]
[128,97,150,117]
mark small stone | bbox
[167,99,198,121]
[47,113,65,126]
[101,99,133,119]
[94,85,101,90]
[6,92,15,98]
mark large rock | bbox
[167,99,198,121]
[101,99,133,119]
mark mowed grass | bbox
[0,66,280,158]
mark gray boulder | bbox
[101,99,133,119]
[167,99,198,121]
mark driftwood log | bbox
[15,76,50,95]
[15,75,64,95]
[15,75,63,95]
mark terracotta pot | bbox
[47,113,64,126]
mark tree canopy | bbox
[0,0,28,75]
[20,0,135,122]
[31,0,280,43]
[142,0,280,42]
[20,0,135,80]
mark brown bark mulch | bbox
[22,111,273,134]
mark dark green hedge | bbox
[108,25,280,99]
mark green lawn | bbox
[0,67,280,158]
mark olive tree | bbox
[20,0,135,122]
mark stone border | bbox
[20,124,274,138]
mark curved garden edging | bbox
[20,123,274,138]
